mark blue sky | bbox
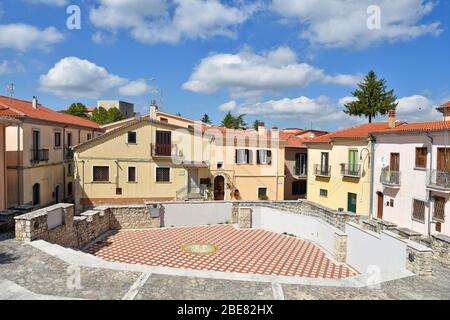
[0,0,449,131]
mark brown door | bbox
[437,148,450,171]
[390,153,400,171]
[214,176,225,200]
[155,131,172,156]
[377,192,384,219]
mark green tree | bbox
[107,107,124,123]
[90,107,109,125]
[253,120,260,131]
[221,112,248,129]
[344,70,398,123]
[200,114,212,124]
[234,114,247,129]
[65,103,88,118]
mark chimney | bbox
[257,121,266,135]
[388,110,396,129]
[32,96,38,109]
[271,126,279,140]
[149,100,158,120]
[437,102,450,121]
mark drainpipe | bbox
[368,134,376,219]
[16,122,22,205]
[426,131,433,238]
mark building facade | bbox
[0,96,103,209]
[0,117,18,210]
[372,103,450,236]
[97,100,135,119]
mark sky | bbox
[0,0,449,132]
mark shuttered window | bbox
[433,196,446,222]
[257,150,272,165]
[156,168,170,182]
[128,167,136,182]
[412,199,425,222]
[93,166,109,182]
[415,148,427,168]
[236,149,250,164]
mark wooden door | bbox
[437,148,450,171]
[377,192,384,219]
[390,153,400,171]
[155,131,172,155]
[214,176,225,200]
[347,193,357,213]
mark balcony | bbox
[151,143,179,158]
[380,169,401,188]
[293,166,307,178]
[30,149,49,163]
[314,164,331,177]
[340,163,362,178]
[64,146,74,161]
[426,170,450,192]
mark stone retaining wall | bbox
[431,234,450,267]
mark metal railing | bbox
[380,169,401,187]
[30,149,49,163]
[314,164,331,177]
[427,170,450,190]
[64,146,74,160]
[340,163,362,177]
[151,143,178,157]
[294,166,307,177]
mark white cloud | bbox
[183,47,361,98]
[396,95,441,122]
[24,0,68,6]
[218,100,237,112]
[0,60,25,75]
[0,24,64,52]
[90,0,256,45]
[39,57,127,99]
[118,80,151,96]
[272,0,441,48]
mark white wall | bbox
[346,222,407,273]
[160,201,232,227]
[251,206,340,255]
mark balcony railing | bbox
[64,146,74,161]
[294,166,307,177]
[340,163,362,178]
[314,164,331,177]
[30,149,49,163]
[151,143,178,157]
[426,170,450,191]
[380,169,401,187]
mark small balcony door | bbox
[348,150,358,174]
[67,132,73,147]
[295,153,307,175]
[32,130,40,160]
[155,130,172,156]
[320,152,329,174]
[437,148,450,171]
[390,153,400,171]
[347,193,357,213]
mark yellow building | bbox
[74,106,286,210]
[0,117,18,210]
[305,117,402,216]
[0,96,103,209]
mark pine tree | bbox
[65,103,88,119]
[344,70,398,123]
[201,114,212,124]
[253,120,260,131]
[221,112,235,128]
[90,107,109,125]
[107,107,124,123]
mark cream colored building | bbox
[0,96,103,209]
[305,114,404,216]
[0,117,18,210]
[74,105,286,210]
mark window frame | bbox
[411,198,426,223]
[92,165,110,183]
[319,189,328,197]
[256,149,272,165]
[257,187,268,199]
[155,167,171,183]
[236,149,250,164]
[54,131,62,148]
[127,166,137,183]
[433,196,446,222]
[415,147,427,169]
[127,131,137,144]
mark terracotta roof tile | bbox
[0,96,101,129]
[375,120,450,133]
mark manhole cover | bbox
[182,243,218,255]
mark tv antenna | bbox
[6,83,15,97]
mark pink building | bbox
[371,103,450,237]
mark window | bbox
[87,133,92,141]
[320,189,328,197]
[67,182,73,196]
[257,150,272,165]
[415,147,427,168]
[67,133,73,147]
[433,196,446,222]
[292,181,307,196]
[156,167,170,182]
[128,132,137,144]
[93,166,109,182]
[295,153,307,175]
[128,167,136,182]
[67,163,73,175]
[217,161,224,169]
[54,132,61,147]
[412,199,425,222]
[321,152,329,174]
[258,187,268,199]
[236,149,250,164]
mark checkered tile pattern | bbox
[84,225,357,279]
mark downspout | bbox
[16,122,22,205]
[368,134,376,219]
[426,131,433,238]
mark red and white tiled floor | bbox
[84,225,357,279]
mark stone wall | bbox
[237,207,252,229]
[406,243,433,276]
[431,234,450,267]
[333,232,348,263]
[15,203,160,249]
[232,200,361,231]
